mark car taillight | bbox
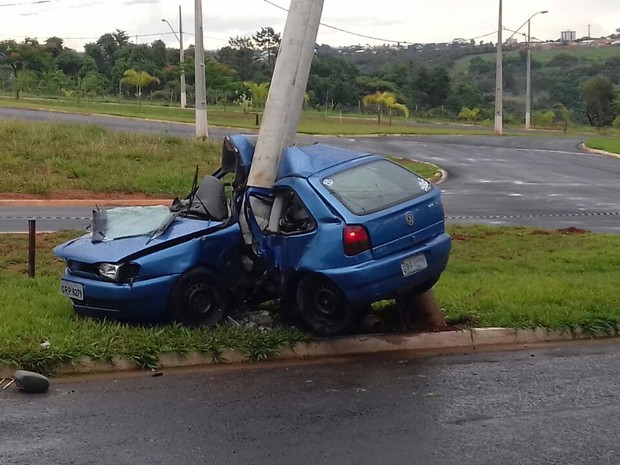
[343,225,371,256]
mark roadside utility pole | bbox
[194,0,208,138]
[525,10,548,130]
[494,0,503,135]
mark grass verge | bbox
[0,120,440,197]
[1,225,619,375]
[0,120,220,197]
[585,137,620,155]
[0,96,498,136]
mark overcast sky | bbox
[1,0,618,51]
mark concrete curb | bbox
[580,143,620,160]
[2,326,616,378]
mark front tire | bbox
[296,275,359,337]
[169,268,229,326]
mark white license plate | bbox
[401,254,428,277]
[61,280,84,301]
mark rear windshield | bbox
[321,159,432,215]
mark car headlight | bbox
[98,263,140,282]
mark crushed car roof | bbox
[276,144,374,180]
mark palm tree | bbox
[362,91,409,125]
[244,81,270,125]
[458,107,481,126]
[120,69,160,105]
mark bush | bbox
[532,110,555,128]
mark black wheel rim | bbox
[184,282,219,318]
[312,286,342,320]
[309,282,347,326]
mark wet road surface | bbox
[2,340,620,465]
[1,108,619,234]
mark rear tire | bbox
[295,274,359,337]
[169,268,229,326]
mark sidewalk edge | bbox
[1,326,617,378]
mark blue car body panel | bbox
[54,218,243,319]
[54,134,451,322]
[276,144,373,180]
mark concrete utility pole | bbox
[246,0,324,188]
[243,0,445,330]
[525,10,548,130]
[494,0,503,135]
[194,0,208,138]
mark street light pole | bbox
[494,0,503,135]
[525,10,548,130]
[179,5,186,109]
[161,6,187,109]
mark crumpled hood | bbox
[54,217,222,264]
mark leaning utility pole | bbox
[246,0,324,188]
[242,0,444,330]
[194,0,208,138]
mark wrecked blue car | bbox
[54,135,451,336]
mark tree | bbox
[252,27,281,72]
[205,58,238,103]
[244,81,269,125]
[580,75,617,129]
[458,107,480,125]
[532,110,555,128]
[44,37,64,58]
[362,91,409,125]
[307,55,362,109]
[553,103,571,133]
[15,70,37,98]
[120,69,160,104]
[0,40,24,98]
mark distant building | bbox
[561,30,577,42]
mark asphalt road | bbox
[2,340,619,465]
[1,108,619,233]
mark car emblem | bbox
[405,212,414,226]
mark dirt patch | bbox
[451,234,469,241]
[531,230,552,235]
[557,227,590,235]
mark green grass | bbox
[435,225,620,332]
[0,120,440,197]
[452,46,620,75]
[0,120,221,197]
[2,225,619,374]
[0,231,310,374]
[389,156,439,179]
[585,137,620,154]
[0,96,499,136]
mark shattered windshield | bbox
[91,206,173,242]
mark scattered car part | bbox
[1,370,50,394]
